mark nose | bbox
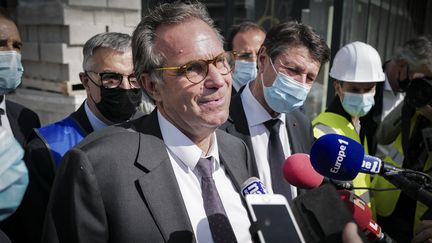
[294,73,308,85]
[203,64,226,89]
[119,75,132,89]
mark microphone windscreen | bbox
[283,153,324,189]
[291,184,365,243]
[310,134,364,181]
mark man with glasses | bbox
[227,21,266,93]
[23,32,142,243]
[222,21,330,202]
[43,2,252,242]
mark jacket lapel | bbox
[228,91,258,176]
[133,111,195,242]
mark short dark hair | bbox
[0,7,16,24]
[262,21,330,66]
[227,21,265,50]
[132,1,222,87]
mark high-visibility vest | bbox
[371,112,432,232]
[312,112,372,205]
[35,116,87,168]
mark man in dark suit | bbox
[0,8,40,242]
[227,21,265,93]
[0,8,40,145]
[222,22,330,201]
[43,2,253,242]
[17,32,143,243]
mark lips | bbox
[198,95,225,107]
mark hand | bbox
[413,220,432,243]
[342,222,363,243]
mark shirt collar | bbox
[157,110,220,170]
[84,100,108,131]
[384,74,393,92]
[0,95,6,112]
[241,83,285,126]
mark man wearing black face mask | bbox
[22,32,142,243]
[366,36,432,158]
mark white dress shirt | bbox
[375,76,405,158]
[381,76,405,121]
[158,111,252,243]
[0,95,13,135]
[240,84,297,199]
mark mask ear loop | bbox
[85,72,103,105]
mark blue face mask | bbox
[262,59,311,113]
[0,127,28,221]
[341,91,375,117]
[232,60,257,91]
[0,51,24,95]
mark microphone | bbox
[241,177,268,197]
[310,134,406,180]
[310,134,432,207]
[283,153,324,189]
[338,190,394,243]
[283,153,354,190]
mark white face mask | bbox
[232,60,257,91]
[261,58,311,113]
[0,127,28,221]
[0,51,24,95]
[341,91,376,117]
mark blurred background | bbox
[2,0,432,124]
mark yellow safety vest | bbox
[372,112,432,232]
[312,112,372,206]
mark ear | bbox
[79,72,90,90]
[142,73,161,102]
[257,46,267,73]
[333,80,343,97]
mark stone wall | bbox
[8,0,141,125]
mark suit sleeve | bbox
[42,148,108,243]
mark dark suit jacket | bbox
[5,103,93,243]
[42,110,253,243]
[16,102,144,243]
[220,87,314,192]
[5,99,41,146]
[0,99,40,241]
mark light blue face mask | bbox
[261,58,311,113]
[341,91,375,117]
[0,51,24,95]
[0,127,28,221]
[232,60,257,91]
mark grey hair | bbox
[394,36,432,72]
[82,32,132,70]
[132,1,224,90]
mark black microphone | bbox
[383,173,432,207]
[310,134,432,207]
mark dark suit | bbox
[5,103,93,243]
[0,99,40,241]
[5,99,41,147]
[18,102,143,243]
[221,87,314,192]
[42,110,253,243]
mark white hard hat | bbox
[330,41,385,82]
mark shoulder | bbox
[6,100,40,125]
[216,129,248,151]
[75,125,139,151]
[289,108,311,123]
